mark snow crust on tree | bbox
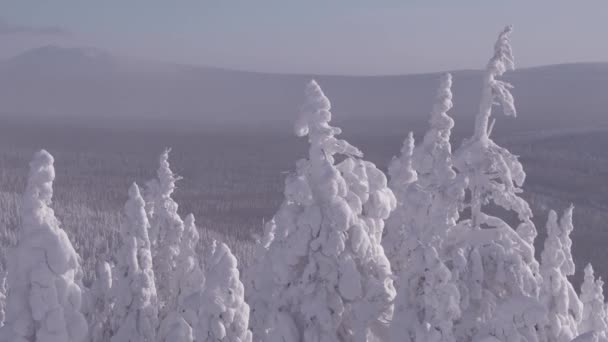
[111,183,159,342]
[249,80,396,342]
[184,240,252,342]
[539,209,583,342]
[158,312,193,342]
[579,264,608,339]
[572,331,604,342]
[0,150,88,342]
[146,149,185,319]
[449,26,544,342]
[386,74,463,342]
[89,261,113,342]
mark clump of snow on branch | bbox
[0,150,88,342]
[249,79,396,342]
[111,183,159,342]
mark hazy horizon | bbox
[2,1,608,75]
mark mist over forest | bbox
[1,33,608,342]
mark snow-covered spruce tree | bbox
[111,183,159,342]
[89,261,113,342]
[245,217,278,340]
[539,209,583,342]
[146,149,185,319]
[0,150,88,342]
[248,80,396,342]
[386,74,463,342]
[383,131,418,277]
[579,264,608,338]
[450,26,544,342]
[175,214,205,312]
[184,240,252,342]
[0,272,6,327]
[166,213,202,342]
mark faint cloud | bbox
[0,19,70,36]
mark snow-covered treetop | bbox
[559,204,576,276]
[295,80,362,165]
[413,73,456,182]
[158,148,182,198]
[23,149,55,211]
[125,183,152,242]
[474,25,516,141]
[388,131,417,191]
[182,214,199,253]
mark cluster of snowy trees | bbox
[0,26,606,342]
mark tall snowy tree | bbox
[168,214,202,342]
[383,131,418,277]
[387,74,463,342]
[0,150,88,342]
[245,217,279,340]
[111,183,159,342]
[184,240,252,342]
[450,26,544,342]
[579,264,608,338]
[0,272,6,327]
[146,149,185,319]
[89,261,113,342]
[539,209,583,342]
[248,80,396,342]
[175,214,205,312]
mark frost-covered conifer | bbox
[387,74,463,342]
[383,132,418,276]
[451,26,544,342]
[89,261,113,342]
[539,210,582,342]
[111,183,159,342]
[186,240,252,342]
[147,149,185,319]
[0,150,88,342]
[245,216,280,340]
[249,80,396,342]
[175,214,205,311]
[0,272,6,327]
[579,264,608,337]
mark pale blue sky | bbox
[1,0,607,75]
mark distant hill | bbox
[1,45,607,136]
